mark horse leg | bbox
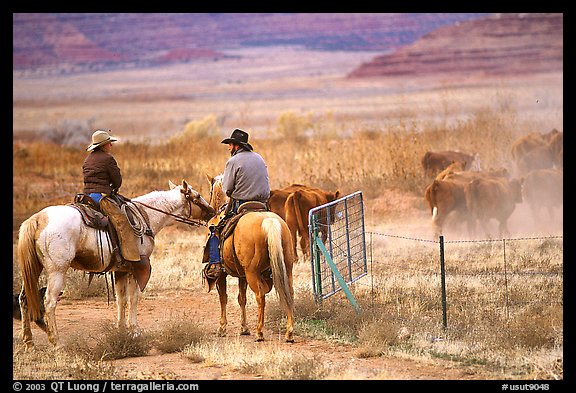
[127,275,141,336]
[114,272,128,330]
[254,290,266,342]
[44,272,66,348]
[246,272,265,341]
[237,277,250,335]
[19,288,34,350]
[285,262,295,343]
[216,275,228,337]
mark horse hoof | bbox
[255,336,265,342]
[285,338,295,343]
[240,330,250,336]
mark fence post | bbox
[503,238,510,320]
[439,235,448,330]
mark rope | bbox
[122,202,148,237]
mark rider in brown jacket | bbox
[83,130,151,290]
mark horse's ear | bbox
[181,179,189,189]
[205,174,213,186]
[169,180,177,190]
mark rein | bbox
[132,199,207,227]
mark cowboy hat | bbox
[221,128,253,151]
[86,130,118,152]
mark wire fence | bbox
[357,231,563,330]
[306,191,562,342]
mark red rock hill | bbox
[347,13,563,78]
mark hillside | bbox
[12,13,488,75]
[348,13,563,78]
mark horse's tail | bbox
[17,214,43,322]
[262,217,294,313]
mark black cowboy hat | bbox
[221,128,253,151]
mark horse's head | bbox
[206,174,228,212]
[169,179,216,221]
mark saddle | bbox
[220,201,268,240]
[202,200,268,292]
[69,193,149,274]
[69,194,108,230]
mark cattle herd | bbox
[423,129,563,239]
[265,129,562,257]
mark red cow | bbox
[464,177,523,238]
[421,150,480,178]
[284,188,340,259]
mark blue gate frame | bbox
[308,191,367,312]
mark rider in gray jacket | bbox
[221,129,270,212]
[203,129,270,284]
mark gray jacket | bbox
[222,148,270,202]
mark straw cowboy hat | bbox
[221,128,253,151]
[86,130,118,152]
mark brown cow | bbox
[522,168,563,224]
[464,177,523,238]
[421,150,480,178]
[284,188,340,259]
[548,131,563,169]
[425,178,473,238]
[517,144,556,174]
[434,160,467,181]
[424,168,510,238]
[443,167,510,183]
[268,184,312,221]
[510,129,562,175]
[511,132,546,163]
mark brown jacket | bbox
[82,149,122,194]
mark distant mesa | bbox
[347,13,563,79]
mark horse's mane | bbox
[210,174,226,210]
[132,188,180,211]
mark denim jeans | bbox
[207,231,220,264]
[88,192,103,203]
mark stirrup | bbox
[202,263,222,292]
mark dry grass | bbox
[181,338,329,380]
[13,341,119,380]
[151,314,207,354]
[266,235,563,380]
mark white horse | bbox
[17,180,215,350]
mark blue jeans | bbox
[207,231,220,264]
[88,192,103,203]
[231,200,247,214]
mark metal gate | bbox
[308,191,367,311]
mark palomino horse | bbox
[17,180,215,349]
[206,174,295,342]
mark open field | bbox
[13,47,563,381]
[13,47,563,141]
